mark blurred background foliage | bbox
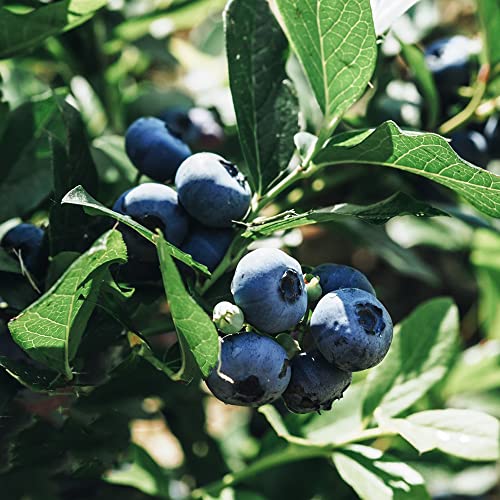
[0,0,499,499]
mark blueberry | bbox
[181,224,233,272]
[175,153,251,228]
[231,248,308,334]
[125,117,192,182]
[113,183,189,262]
[313,263,375,297]
[424,36,472,98]
[161,107,225,150]
[450,130,489,168]
[206,331,291,407]
[282,350,352,414]
[1,223,47,276]
[310,288,393,372]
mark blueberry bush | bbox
[0,0,499,498]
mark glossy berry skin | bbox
[175,153,251,228]
[125,117,192,182]
[206,332,291,407]
[181,224,233,272]
[424,36,471,97]
[1,223,47,276]
[231,248,308,334]
[113,183,189,262]
[450,130,489,168]
[310,288,393,372]
[161,107,225,150]
[282,350,352,414]
[313,263,375,297]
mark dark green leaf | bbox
[274,0,377,125]
[400,43,440,129]
[225,0,299,194]
[0,0,107,59]
[49,99,99,255]
[333,445,429,500]
[363,298,459,419]
[0,356,63,392]
[62,185,211,276]
[378,410,499,462]
[478,0,500,72]
[244,192,446,236]
[157,235,219,380]
[314,121,500,218]
[8,230,127,379]
[0,248,21,274]
[0,93,66,223]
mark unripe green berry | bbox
[305,274,322,303]
[213,301,245,334]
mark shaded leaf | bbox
[0,0,107,59]
[225,0,299,194]
[8,230,127,379]
[244,192,446,236]
[314,121,500,218]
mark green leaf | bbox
[363,298,459,419]
[157,235,219,380]
[225,0,299,194]
[400,43,439,129]
[62,185,211,276]
[443,340,500,398]
[244,192,446,236]
[48,99,99,255]
[314,121,500,218]
[0,93,66,223]
[478,0,500,72]
[8,230,127,379]
[471,229,500,339]
[0,0,107,59]
[0,248,21,274]
[333,445,429,500]
[104,443,170,498]
[274,0,377,125]
[0,356,63,392]
[378,410,500,462]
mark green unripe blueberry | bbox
[305,274,322,303]
[213,301,245,334]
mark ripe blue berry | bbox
[310,288,393,372]
[231,248,307,334]
[282,350,352,414]
[206,332,291,407]
[313,263,375,297]
[125,117,192,182]
[175,153,251,228]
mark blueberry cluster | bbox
[424,36,500,167]
[208,249,393,414]
[113,114,250,276]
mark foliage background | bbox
[0,0,499,499]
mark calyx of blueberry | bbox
[279,269,303,303]
[355,303,385,335]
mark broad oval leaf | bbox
[333,445,429,500]
[8,230,127,379]
[274,0,377,124]
[362,297,459,419]
[225,0,299,194]
[62,185,211,276]
[378,410,500,462]
[315,121,500,219]
[156,236,219,380]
